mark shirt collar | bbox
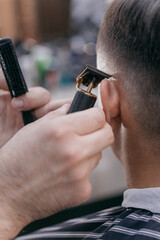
[122,188,160,213]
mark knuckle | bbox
[72,180,92,205]
[110,134,115,144]
[65,147,79,164]
[98,152,102,160]
[67,161,89,183]
[52,127,63,139]
[78,181,92,202]
[65,145,84,165]
[51,126,65,140]
[106,125,114,144]
[37,87,51,101]
[75,150,85,162]
[37,86,49,94]
[94,108,105,127]
[74,168,88,182]
[25,87,51,107]
[51,123,72,140]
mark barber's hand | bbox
[0,106,114,239]
[0,74,70,147]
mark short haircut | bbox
[98,0,160,139]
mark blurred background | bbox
[0,0,127,202]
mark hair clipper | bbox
[68,65,112,114]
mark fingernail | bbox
[12,99,24,109]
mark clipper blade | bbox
[78,65,112,88]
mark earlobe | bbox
[100,79,120,123]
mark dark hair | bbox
[98,0,160,139]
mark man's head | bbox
[97,0,160,163]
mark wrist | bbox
[0,148,30,239]
[0,205,26,239]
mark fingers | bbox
[0,69,8,91]
[56,108,106,135]
[34,98,72,119]
[46,103,71,119]
[80,153,102,176]
[11,87,51,111]
[81,123,114,157]
[87,152,102,173]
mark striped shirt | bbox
[15,188,160,240]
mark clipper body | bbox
[68,91,96,114]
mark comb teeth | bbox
[0,38,28,98]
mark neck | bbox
[121,127,160,189]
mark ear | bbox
[100,79,120,123]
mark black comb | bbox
[0,38,35,125]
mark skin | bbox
[0,75,114,239]
[0,76,72,148]
[97,47,160,190]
